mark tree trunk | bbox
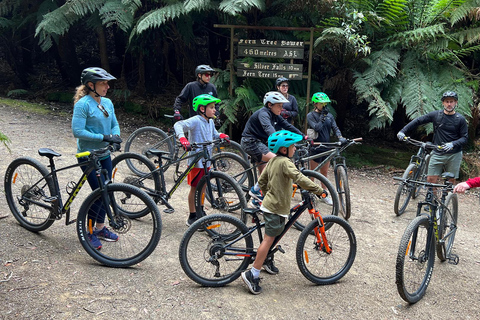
[96,26,110,72]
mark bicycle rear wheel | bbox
[111,152,162,213]
[395,215,435,303]
[296,215,356,284]
[291,170,339,231]
[179,214,253,287]
[77,183,162,267]
[335,166,351,220]
[4,157,57,232]
[436,192,458,261]
[212,140,249,162]
[211,152,253,189]
[124,126,173,174]
[394,163,416,216]
[195,171,247,222]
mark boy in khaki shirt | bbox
[241,130,325,294]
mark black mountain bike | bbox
[179,190,356,287]
[4,145,162,267]
[394,138,434,216]
[111,139,247,220]
[394,173,458,304]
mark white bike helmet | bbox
[263,91,289,106]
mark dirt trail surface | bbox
[1,103,479,320]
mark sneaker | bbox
[322,195,333,206]
[94,227,118,242]
[263,259,279,275]
[241,270,262,294]
[88,233,102,250]
[186,216,197,227]
[249,187,264,202]
[251,199,261,208]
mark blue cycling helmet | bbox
[268,130,303,154]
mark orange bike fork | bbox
[310,209,332,254]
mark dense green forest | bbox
[1,0,480,142]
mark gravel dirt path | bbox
[0,102,479,320]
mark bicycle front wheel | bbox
[112,152,162,212]
[335,166,351,220]
[296,215,356,284]
[395,215,435,303]
[212,140,249,162]
[211,152,253,191]
[77,183,162,267]
[291,170,339,231]
[195,171,247,222]
[124,126,173,174]
[436,192,458,261]
[413,155,429,199]
[4,157,57,232]
[394,163,416,216]
[179,214,253,287]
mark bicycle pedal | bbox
[448,254,459,265]
[276,245,285,254]
[163,208,175,214]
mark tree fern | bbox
[219,0,265,15]
[135,3,186,34]
[450,0,480,25]
[99,0,140,32]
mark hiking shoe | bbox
[263,259,279,275]
[88,233,102,250]
[241,270,262,295]
[249,187,264,202]
[94,227,118,242]
[322,195,333,206]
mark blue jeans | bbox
[77,156,113,224]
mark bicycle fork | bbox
[310,209,332,256]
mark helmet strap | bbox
[87,82,101,98]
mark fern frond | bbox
[376,0,408,25]
[450,0,480,25]
[358,49,400,86]
[451,26,480,44]
[219,0,265,15]
[136,3,186,34]
[387,24,446,48]
[0,0,17,16]
[99,0,138,32]
[184,0,211,12]
[0,17,13,29]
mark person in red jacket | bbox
[453,177,480,193]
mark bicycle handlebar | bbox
[393,176,454,190]
[75,144,118,159]
[402,137,437,150]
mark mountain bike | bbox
[111,139,247,220]
[394,138,434,216]
[124,113,248,175]
[394,173,458,304]
[294,138,362,220]
[178,190,356,287]
[4,145,162,267]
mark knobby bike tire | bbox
[212,140,249,162]
[179,214,253,287]
[395,215,435,304]
[211,152,254,191]
[296,215,356,284]
[76,183,162,267]
[335,166,351,220]
[436,192,458,261]
[124,126,174,174]
[194,171,247,223]
[412,155,429,199]
[291,170,339,231]
[394,163,417,216]
[4,157,57,232]
[111,152,162,214]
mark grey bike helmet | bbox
[263,91,289,106]
[275,77,289,87]
[195,65,215,77]
[441,91,458,101]
[81,67,116,85]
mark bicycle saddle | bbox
[38,148,61,159]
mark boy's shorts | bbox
[263,212,286,237]
[188,167,210,187]
[427,151,462,179]
[241,137,270,163]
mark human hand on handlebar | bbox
[179,137,191,151]
[219,133,230,143]
[397,132,406,141]
[174,110,183,121]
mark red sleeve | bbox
[466,177,480,188]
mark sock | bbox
[253,183,260,192]
[189,212,196,219]
[251,266,261,278]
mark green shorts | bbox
[263,212,286,237]
[427,151,462,179]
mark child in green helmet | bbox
[174,94,230,226]
[241,130,325,295]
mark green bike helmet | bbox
[311,92,331,104]
[192,94,221,112]
[268,130,303,154]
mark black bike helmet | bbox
[195,65,215,77]
[81,67,116,85]
[275,77,289,88]
[441,91,458,101]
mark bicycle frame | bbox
[216,191,330,261]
